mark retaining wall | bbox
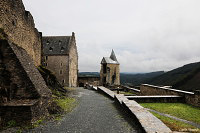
[96,86,172,133]
[140,84,200,107]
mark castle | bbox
[100,50,120,86]
[0,0,78,125]
[42,34,78,87]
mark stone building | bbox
[100,50,120,86]
[42,33,78,87]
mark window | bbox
[61,63,63,66]
[63,79,65,84]
[60,70,63,74]
[46,41,50,45]
[61,47,64,52]
[59,40,62,45]
[49,47,53,51]
[103,64,107,73]
[45,63,48,67]
[45,56,48,60]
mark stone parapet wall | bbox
[96,86,171,132]
[78,77,100,87]
[140,84,200,107]
[0,0,42,66]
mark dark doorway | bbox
[79,83,84,87]
[103,64,107,73]
[103,77,106,86]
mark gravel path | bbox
[28,88,142,133]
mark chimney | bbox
[72,32,75,37]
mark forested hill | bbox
[120,71,164,86]
[147,62,200,91]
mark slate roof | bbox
[42,36,71,55]
[101,50,119,64]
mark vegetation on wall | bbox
[37,66,77,116]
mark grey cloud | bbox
[23,0,200,72]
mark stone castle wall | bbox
[68,36,78,87]
[140,84,200,107]
[0,0,42,66]
[0,40,51,125]
[78,77,100,87]
[43,55,69,86]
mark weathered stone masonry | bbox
[42,33,78,87]
[100,50,120,86]
[0,0,42,66]
[0,40,51,125]
[140,84,200,107]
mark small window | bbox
[45,56,48,60]
[61,47,64,52]
[59,40,62,45]
[63,79,65,84]
[46,63,48,66]
[61,63,63,66]
[49,47,53,51]
[12,20,16,26]
[46,41,50,45]
[60,70,63,74]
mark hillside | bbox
[79,71,164,86]
[146,62,200,91]
[120,71,164,86]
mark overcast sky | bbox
[23,0,200,73]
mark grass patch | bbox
[151,111,200,132]
[140,103,200,124]
[120,91,135,95]
[7,120,16,128]
[31,118,44,128]
[54,97,77,112]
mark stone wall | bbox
[0,0,42,66]
[140,84,200,107]
[100,64,120,86]
[78,77,100,87]
[43,55,69,87]
[68,33,78,87]
[0,40,51,125]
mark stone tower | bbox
[100,50,120,86]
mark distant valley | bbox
[79,61,200,92]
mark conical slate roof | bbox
[110,49,118,61]
[101,50,119,64]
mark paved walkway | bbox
[28,88,141,133]
[147,108,200,128]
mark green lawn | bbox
[151,111,199,132]
[140,103,200,124]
